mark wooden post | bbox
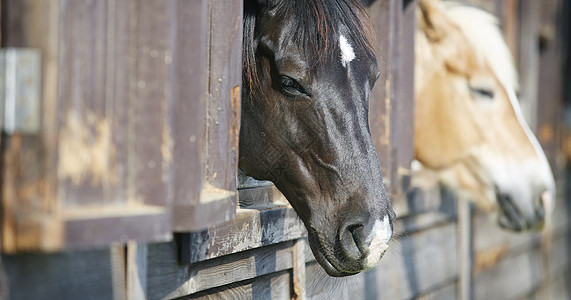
[458,198,472,300]
[292,239,306,300]
[518,0,541,131]
[126,242,148,300]
[110,245,127,300]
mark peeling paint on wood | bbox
[161,123,173,168]
[58,111,117,186]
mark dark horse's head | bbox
[240,0,395,276]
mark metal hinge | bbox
[0,48,41,134]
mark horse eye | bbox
[471,87,495,100]
[280,75,308,96]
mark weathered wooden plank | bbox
[1,0,174,253]
[536,0,564,168]
[63,205,171,250]
[205,0,242,192]
[147,240,296,299]
[146,241,190,300]
[396,175,457,218]
[473,246,542,300]
[371,222,459,299]
[238,185,288,209]
[395,0,417,194]
[457,199,472,300]
[169,0,209,231]
[1,0,62,253]
[531,272,570,300]
[126,242,148,300]
[180,207,305,264]
[170,0,241,232]
[127,0,171,208]
[517,0,541,131]
[368,0,396,193]
[292,239,306,300]
[184,270,291,300]
[415,280,458,300]
[472,227,570,300]
[58,0,117,206]
[393,209,456,239]
[2,247,119,300]
[502,0,519,59]
[542,231,570,281]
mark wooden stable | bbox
[0,0,569,299]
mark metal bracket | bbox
[0,48,41,134]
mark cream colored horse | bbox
[414,0,555,231]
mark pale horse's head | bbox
[414,0,555,231]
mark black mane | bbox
[243,0,376,96]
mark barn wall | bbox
[1,0,570,299]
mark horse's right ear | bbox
[417,0,447,41]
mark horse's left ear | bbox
[417,0,447,41]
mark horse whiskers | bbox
[305,263,364,298]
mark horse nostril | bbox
[340,224,367,261]
[349,224,367,253]
[535,196,545,220]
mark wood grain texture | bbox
[205,0,243,192]
[58,0,116,206]
[414,280,458,300]
[2,248,117,300]
[371,222,459,299]
[395,0,416,193]
[472,225,569,300]
[127,242,147,300]
[536,0,564,168]
[146,241,191,300]
[180,207,305,264]
[146,240,296,299]
[517,0,541,131]
[1,0,173,252]
[532,272,571,300]
[170,0,241,232]
[238,185,288,209]
[184,271,291,300]
[169,0,209,231]
[368,0,398,194]
[1,0,62,253]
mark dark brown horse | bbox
[239,0,395,276]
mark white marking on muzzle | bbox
[364,215,392,268]
[339,34,355,68]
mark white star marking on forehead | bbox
[339,34,355,68]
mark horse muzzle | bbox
[309,212,394,277]
[496,189,553,231]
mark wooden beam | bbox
[457,198,472,300]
